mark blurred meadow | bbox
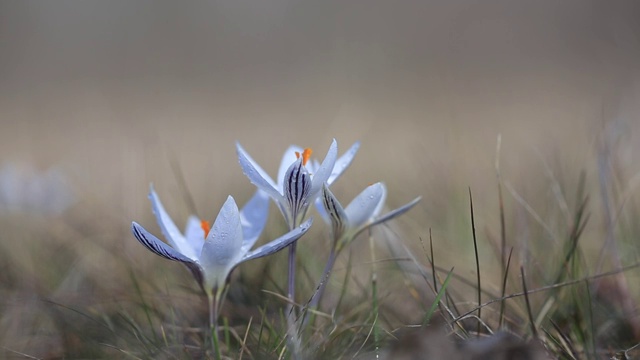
[1,1,640,358]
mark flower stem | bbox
[286,241,301,358]
[287,241,297,307]
[309,246,337,310]
[208,291,222,360]
[300,245,337,331]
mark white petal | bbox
[239,189,270,254]
[344,183,386,229]
[327,141,360,185]
[368,196,421,229]
[148,185,198,260]
[309,139,338,200]
[321,184,348,238]
[199,196,244,291]
[242,218,313,262]
[184,215,205,257]
[132,222,196,263]
[132,222,206,290]
[277,145,304,190]
[372,182,387,218]
[283,159,312,226]
[236,142,284,203]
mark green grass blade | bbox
[423,267,454,326]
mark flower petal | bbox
[148,185,198,260]
[199,196,244,291]
[184,215,205,257]
[277,145,304,190]
[344,183,386,229]
[242,218,313,262]
[236,142,284,203]
[327,141,360,185]
[132,222,206,290]
[131,222,197,264]
[309,139,338,199]
[283,158,312,226]
[368,196,421,229]
[239,189,270,254]
[321,183,348,239]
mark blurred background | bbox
[1,0,639,209]
[1,0,640,357]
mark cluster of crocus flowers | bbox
[236,139,361,305]
[130,138,419,358]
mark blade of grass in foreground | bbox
[548,318,580,359]
[368,229,381,357]
[423,267,454,326]
[238,316,253,360]
[469,188,482,337]
[520,266,538,339]
[451,261,640,325]
[495,134,508,287]
[498,247,514,328]
[422,230,445,318]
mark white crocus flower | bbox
[306,182,420,310]
[236,139,359,338]
[321,182,421,253]
[236,139,360,229]
[131,186,312,296]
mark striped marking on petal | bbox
[322,185,346,239]
[284,159,311,223]
[131,222,193,263]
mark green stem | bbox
[209,290,222,360]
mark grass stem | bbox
[368,229,380,356]
[469,188,482,337]
[520,266,538,339]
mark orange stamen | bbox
[295,148,313,166]
[301,148,312,166]
[201,220,211,238]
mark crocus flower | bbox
[321,182,421,253]
[307,182,420,310]
[236,139,359,335]
[131,186,312,296]
[236,139,360,229]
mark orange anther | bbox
[201,220,211,238]
[295,148,313,166]
[301,148,312,166]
